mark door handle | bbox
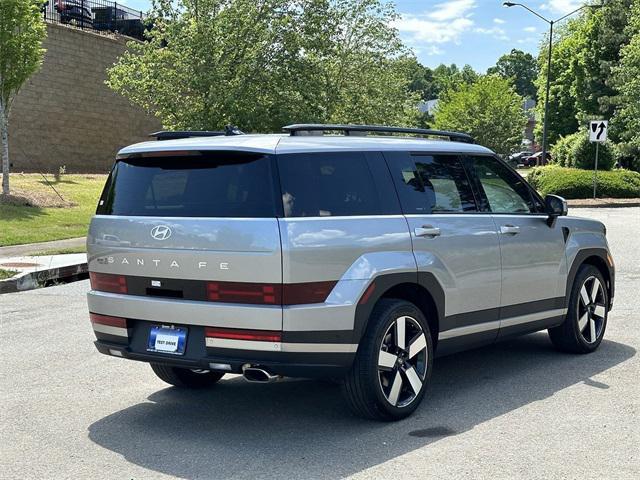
[414,225,441,238]
[500,225,520,235]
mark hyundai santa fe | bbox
[87,124,615,420]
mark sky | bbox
[118,0,589,72]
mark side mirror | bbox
[545,194,568,226]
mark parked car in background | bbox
[507,151,533,167]
[55,0,93,27]
[523,151,552,167]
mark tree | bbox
[406,61,479,101]
[487,48,538,99]
[534,22,581,146]
[406,58,436,101]
[107,0,419,132]
[535,1,637,150]
[0,0,46,196]
[611,0,640,169]
[572,0,635,124]
[432,63,478,95]
[433,75,527,155]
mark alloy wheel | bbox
[577,276,606,344]
[377,316,428,407]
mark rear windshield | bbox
[97,152,277,217]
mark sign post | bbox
[589,120,608,199]
[593,143,599,199]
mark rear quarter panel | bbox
[279,216,415,334]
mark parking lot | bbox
[1,208,638,479]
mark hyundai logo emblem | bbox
[150,225,172,241]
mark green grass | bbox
[0,269,18,280]
[27,246,87,256]
[0,174,106,246]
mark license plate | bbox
[147,326,187,355]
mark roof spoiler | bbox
[150,125,244,141]
[282,124,474,143]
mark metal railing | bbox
[42,0,147,40]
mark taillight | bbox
[282,281,336,305]
[206,282,282,305]
[90,272,127,294]
[205,281,337,305]
[205,327,281,342]
[90,312,127,328]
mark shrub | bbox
[528,165,640,199]
[550,133,576,167]
[550,130,613,170]
[612,142,640,172]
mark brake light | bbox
[139,150,201,158]
[90,312,127,328]
[206,282,282,305]
[90,272,127,294]
[205,327,281,342]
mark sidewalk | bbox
[0,252,88,294]
[0,237,86,257]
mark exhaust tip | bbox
[242,365,277,383]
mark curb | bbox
[567,201,640,208]
[0,262,88,294]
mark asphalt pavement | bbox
[1,208,638,479]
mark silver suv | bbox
[87,124,615,420]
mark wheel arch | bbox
[566,248,614,309]
[353,272,445,349]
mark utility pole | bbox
[503,2,604,164]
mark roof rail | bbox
[282,124,474,143]
[151,125,244,141]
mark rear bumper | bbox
[87,289,359,377]
[94,338,353,378]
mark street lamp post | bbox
[503,2,603,166]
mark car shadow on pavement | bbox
[88,333,635,480]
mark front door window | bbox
[468,156,540,213]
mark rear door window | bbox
[277,152,389,217]
[386,152,477,214]
[97,151,277,217]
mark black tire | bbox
[150,363,225,388]
[548,264,608,353]
[342,299,434,421]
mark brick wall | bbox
[8,23,161,173]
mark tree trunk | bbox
[0,100,9,196]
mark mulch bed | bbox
[0,190,76,208]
